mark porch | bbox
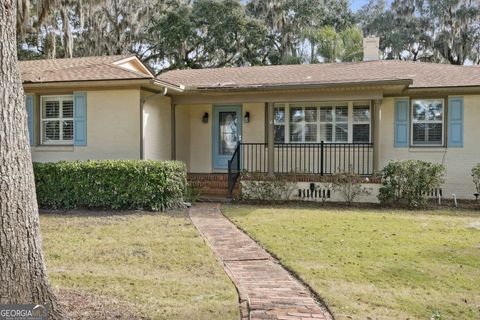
[187,142,375,198]
[172,96,383,198]
[227,141,374,198]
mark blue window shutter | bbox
[448,97,464,147]
[73,92,87,146]
[26,95,34,146]
[394,98,409,147]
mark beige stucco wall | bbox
[189,104,213,173]
[378,95,480,199]
[31,89,141,162]
[243,103,266,143]
[174,105,192,170]
[174,103,265,173]
[143,94,172,160]
[174,104,212,172]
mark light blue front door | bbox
[213,105,242,169]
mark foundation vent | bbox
[298,188,331,200]
[424,188,443,198]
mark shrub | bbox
[330,170,370,204]
[378,160,445,208]
[240,172,296,201]
[184,184,200,203]
[472,163,480,194]
[33,160,187,211]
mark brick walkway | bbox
[189,203,332,320]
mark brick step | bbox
[187,173,240,198]
[188,180,229,188]
[187,173,228,181]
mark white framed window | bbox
[274,105,286,143]
[411,99,444,146]
[319,105,348,143]
[40,95,74,145]
[272,101,371,143]
[289,104,318,142]
[352,104,371,143]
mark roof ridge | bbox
[19,54,134,64]
[22,56,151,80]
[159,59,477,76]
[22,60,116,76]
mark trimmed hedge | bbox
[33,160,187,211]
[378,160,445,208]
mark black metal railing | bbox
[227,141,374,198]
[227,142,241,198]
[273,142,374,175]
[241,143,268,173]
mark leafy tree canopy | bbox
[16,0,480,73]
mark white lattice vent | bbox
[424,188,443,198]
[297,188,331,200]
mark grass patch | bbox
[223,205,480,320]
[41,211,239,319]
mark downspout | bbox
[171,103,176,160]
[140,87,168,160]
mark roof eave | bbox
[407,85,480,92]
[187,79,414,92]
[22,78,154,89]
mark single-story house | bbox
[20,38,480,201]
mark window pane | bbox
[43,101,59,118]
[63,120,74,140]
[42,121,60,141]
[413,102,426,121]
[320,124,332,142]
[427,102,443,121]
[353,124,370,143]
[305,124,317,142]
[427,124,442,144]
[290,123,302,142]
[305,107,317,122]
[62,100,74,118]
[335,106,348,122]
[320,107,333,122]
[290,107,304,122]
[274,125,285,143]
[218,111,238,155]
[413,123,426,144]
[274,107,285,124]
[353,106,370,122]
[413,100,443,121]
[335,123,348,142]
[412,99,444,145]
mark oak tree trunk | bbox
[0,1,66,319]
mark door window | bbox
[218,111,238,155]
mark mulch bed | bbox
[55,288,148,320]
[231,198,480,212]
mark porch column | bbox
[267,102,275,176]
[373,99,382,172]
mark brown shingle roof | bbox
[157,60,480,90]
[19,55,153,83]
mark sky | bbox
[350,0,369,11]
[350,0,392,11]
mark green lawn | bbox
[40,211,239,320]
[223,205,480,320]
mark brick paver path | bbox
[190,203,332,320]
